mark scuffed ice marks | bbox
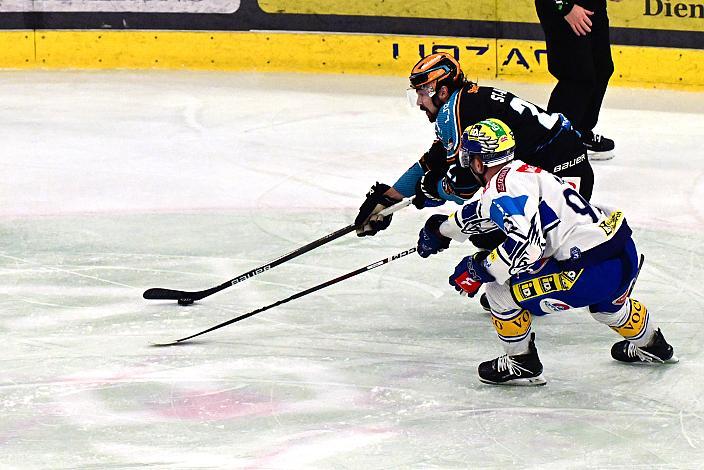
[1,71,703,468]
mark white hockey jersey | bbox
[441,159,632,285]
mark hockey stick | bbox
[626,254,645,297]
[152,246,417,346]
[143,198,412,305]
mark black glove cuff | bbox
[473,250,491,264]
[369,182,396,207]
[355,182,397,229]
[420,171,444,200]
[469,230,507,250]
[424,214,451,243]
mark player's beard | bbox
[419,105,437,122]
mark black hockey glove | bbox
[417,214,451,258]
[411,171,445,209]
[355,182,398,237]
[446,164,481,200]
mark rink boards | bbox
[0,0,702,89]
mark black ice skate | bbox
[478,333,547,386]
[611,328,679,364]
[583,133,615,161]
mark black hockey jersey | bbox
[418,84,582,199]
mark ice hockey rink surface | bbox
[2,71,704,469]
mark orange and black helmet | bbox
[409,52,465,91]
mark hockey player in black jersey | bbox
[355,52,594,241]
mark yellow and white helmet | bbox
[459,118,516,168]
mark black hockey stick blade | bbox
[154,246,417,345]
[143,286,217,304]
[143,288,190,300]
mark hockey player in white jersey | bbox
[416,118,677,386]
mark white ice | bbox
[2,70,704,469]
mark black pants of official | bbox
[535,0,614,138]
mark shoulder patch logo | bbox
[599,210,624,237]
[496,167,511,192]
[517,163,542,173]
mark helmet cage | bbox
[459,147,515,168]
[459,127,515,168]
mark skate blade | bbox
[638,348,680,364]
[587,150,615,161]
[615,352,680,364]
[479,374,547,386]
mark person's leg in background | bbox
[535,0,615,160]
[579,5,616,159]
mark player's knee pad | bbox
[611,298,650,342]
[594,298,650,342]
[491,309,532,344]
